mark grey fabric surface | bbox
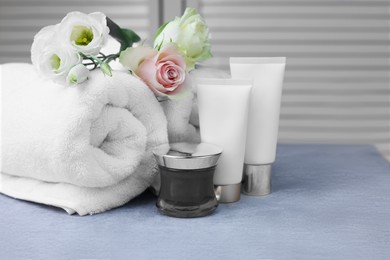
[1,144,389,260]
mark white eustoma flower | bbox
[153,8,212,70]
[31,25,81,83]
[66,64,90,85]
[58,11,109,55]
[31,24,57,66]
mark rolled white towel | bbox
[0,63,169,215]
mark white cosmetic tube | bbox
[230,57,286,196]
[197,78,252,203]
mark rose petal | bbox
[159,53,186,69]
[136,55,167,95]
[119,46,157,72]
[157,43,187,68]
[165,74,192,100]
[156,62,185,89]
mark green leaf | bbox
[100,62,112,77]
[121,28,141,45]
[106,17,141,51]
[156,38,164,51]
[106,17,124,43]
[89,55,102,64]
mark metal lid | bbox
[153,142,222,170]
[215,183,241,203]
[242,164,272,196]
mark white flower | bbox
[153,8,212,70]
[31,24,57,66]
[31,25,81,83]
[119,45,156,72]
[35,48,81,83]
[58,11,109,55]
[66,64,90,85]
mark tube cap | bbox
[242,164,272,196]
[214,183,241,203]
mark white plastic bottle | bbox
[197,78,252,203]
[230,57,286,196]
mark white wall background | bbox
[0,0,389,159]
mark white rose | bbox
[153,8,212,70]
[66,64,90,85]
[59,11,109,56]
[31,25,81,83]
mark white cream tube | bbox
[197,78,252,203]
[230,57,286,196]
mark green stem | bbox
[104,54,120,63]
[81,52,121,71]
[89,55,103,64]
[81,54,98,70]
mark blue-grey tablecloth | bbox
[1,144,389,260]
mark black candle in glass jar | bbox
[153,142,222,218]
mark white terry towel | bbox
[0,63,169,215]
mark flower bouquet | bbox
[31,8,212,101]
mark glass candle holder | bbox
[153,142,222,218]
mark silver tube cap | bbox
[214,183,241,203]
[242,164,272,196]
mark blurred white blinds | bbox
[199,0,390,152]
[1,0,389,157]
[0,0,152,63]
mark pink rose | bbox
[119,43,190,100]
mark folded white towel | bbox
[0,63,169,215]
